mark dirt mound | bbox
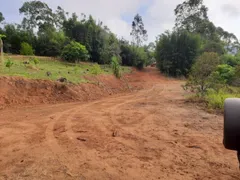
[0,68,167,109]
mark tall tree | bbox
[130,14,148,46]
[19,1,55,31]
[175,0,208,31]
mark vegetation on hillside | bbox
[0,1,153,68]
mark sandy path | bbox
[0,69,239,180]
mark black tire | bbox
[224,98,240,151]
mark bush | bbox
[184,52,220,95]
[212,64,235,84]
[91,64,102,75]
[111,56,121,78]
[61,41,89,63]
[29,57,39,65]
[155,31,200,76]
[5,58,14,70]
[206,89,240,110]
[220,54,240,67]
[20,42,34,55]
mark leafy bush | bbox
[5,58,14,70]
[220,54,240,67]
[29,57,39,65]
[184,52,220,95]
[211,64,235,84]
[20,42,34,55]
[61,41,89,63]
[111,56,121,78]
[155,31,200,76]
[91,64,102,75]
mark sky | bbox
[1,0,240,43]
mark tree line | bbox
[0,1,154,69]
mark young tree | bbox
[185,52,220,95]
[130,14,148,46]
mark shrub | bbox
[111,56,121,78]
[206,89,240,110]
[212,64,235,84]
[184,52,220,95]
[61,41,89,63]
[155,31,200,76]
[220,54,240,67]
[5,58,14,70]
[91,64,102,75]
[29,57,39,65]
[20,42,34,55]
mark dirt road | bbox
[0,69,239,179]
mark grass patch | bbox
[206,89,240,110]
[186,88,240,112]
[0,57,131,84]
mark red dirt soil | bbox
[0,68,239,180]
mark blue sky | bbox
[1,0,240,43]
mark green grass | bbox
[206,88,240,110]
[0,57,131,84]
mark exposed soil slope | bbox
[0,70,140,109]
[0,68,239,180]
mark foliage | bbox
[5,58,14,70]
[155,31,201,76]
[211,64,235,84]
[111,56,121,78]
[29,57,40,65]
[174,0,239,53]
[206,88,240,110]
[20,42,34,55]
[185,52,220,95]
[0,12,4,23]
[202,41,225,55]
[130,14,148,46]
[221,54,240,67]
[90,64,102,75]
[119,39,148,68]
[61,41,89,63]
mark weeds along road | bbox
[0,68,239,180]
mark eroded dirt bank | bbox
[0,68,239,180]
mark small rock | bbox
[57,77,67,83]
[112,130,118,137]
[46,71,52,76]
[77,137,87,142]
[202,116,209,120]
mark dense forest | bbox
[0,0,240,109]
